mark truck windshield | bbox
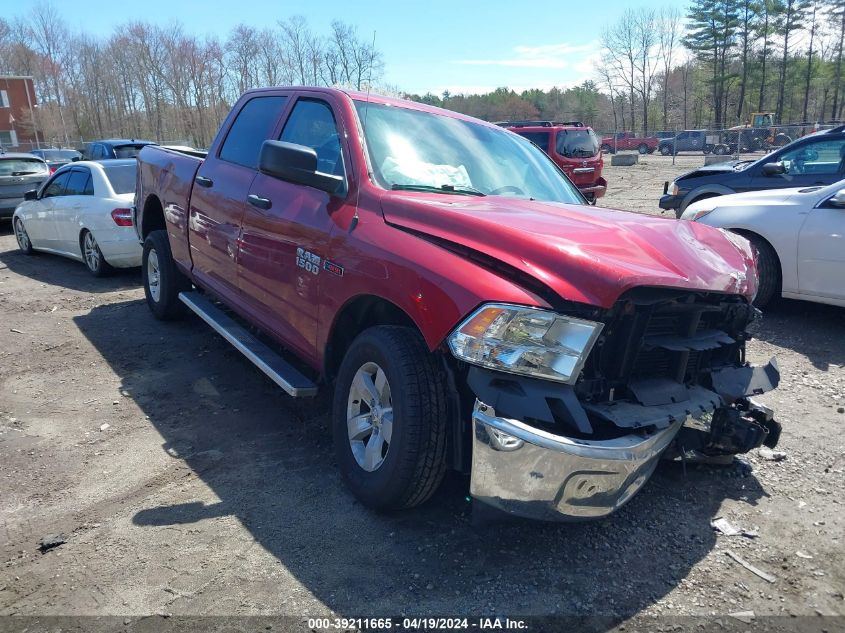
[355,101,583,204]
[555,129,599,158]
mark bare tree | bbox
[657,7,683,129]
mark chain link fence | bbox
[596,121,842,164]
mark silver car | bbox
[0,152,50,220]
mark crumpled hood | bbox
[381,193,756,308]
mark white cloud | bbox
[454,41,598,70]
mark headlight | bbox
[447,303,603,384]
[688,207,715,221]
[670,182,679,196]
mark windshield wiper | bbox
[391,183,486,196]
[11,171,40,176]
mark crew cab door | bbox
[188,94,290,300]
[796,190,845,301]
[238,94,349,362]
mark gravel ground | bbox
[1,155,843,629]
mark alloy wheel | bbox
[83,232,101,272]
[14,219,30,252]
[346,361,393,472]
[147,248,161,303]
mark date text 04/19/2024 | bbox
[306,617,528,630]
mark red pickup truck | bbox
[600,131,659,154]
[134,87,781,522]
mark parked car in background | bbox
[85,139,157,160]
[13,159,141,276]
[502,121,607,203]
[600,131,658,154]
[30,148,83,173]
[0,152,50,221]
[660,126,845,216]
[681,180,845,308]
[658,130,721,156]
[133,87,781,522]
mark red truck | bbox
[501,121,607,203]
[600,131,659,155]
[134,87,781,522]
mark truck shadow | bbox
[74,300,766,619]
[0,247,141,293]
[754,299,845,371]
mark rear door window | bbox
[219,96,289,169]
[64,169,91,196]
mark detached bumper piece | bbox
[471,400,683,521]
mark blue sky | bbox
[9,0,670,95]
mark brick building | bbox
[0,76,40,152]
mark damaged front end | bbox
[456,289,781,521]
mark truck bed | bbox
[135,145,205,272]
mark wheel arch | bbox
[141,194,166,240]
[728,228,784,282]
[324,294,422,380]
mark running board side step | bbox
[178,291,318,397]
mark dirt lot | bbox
[1,155,843,628]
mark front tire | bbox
[745,234,780,308]
[81,230,113,277]
[14,218,34,255]
[601,144,613,154]
[660,145,671,156]
[638,143,649,154]
[142,229,190,320]
[332,326,448,511]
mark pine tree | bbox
[684,0,740,128]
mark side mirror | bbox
[71,156,81,162]
[24,190,38,201]
[258,140,343,195]
[829,189,845,208]
[762,162,785,176]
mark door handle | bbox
[195,175,213,188]
[247,194,272,210]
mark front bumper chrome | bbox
[470,399,683,521]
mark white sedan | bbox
[681,180,845,308]
[13,159,142,276]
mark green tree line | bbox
[407,0,845,134]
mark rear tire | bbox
[774,133,791,147]
[14,217,34,255]
[142,229,190,320]
[638,143,649,154]
[81,230,113,277]
[601,144,613,154]
[332,326,448,511]
[745,234,780,308]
